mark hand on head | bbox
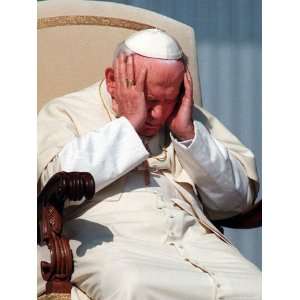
[106,52,194,140]
[167,69,195,141]
[112,53,148,134]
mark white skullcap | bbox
[124,29,183,60]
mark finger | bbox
[183,72,192,99]
[182,73,194,107]
[119,53,127,88]
[186,69,193,91]
[127,55,135,85]
[136,67,147,92]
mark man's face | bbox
[106,54,185,137]
[134,55,185,137]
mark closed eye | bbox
[165,99,176,104]
[147,99,160,105]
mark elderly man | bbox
[38,29,261,300]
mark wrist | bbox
[126,116,145,132]
[172,124,195,141]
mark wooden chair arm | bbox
[38,171,95,295]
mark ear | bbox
[105,67,119,115]
[105,67,116,97]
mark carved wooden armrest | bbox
[212,200,262,232]
[38,171,95,295]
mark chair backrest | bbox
[38,0,202,112]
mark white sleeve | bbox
[171,120,255,219]
[41,117,149,192]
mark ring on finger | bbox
[126,78,135,87]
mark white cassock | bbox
[37,80,261,300]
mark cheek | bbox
[162,103,176,119]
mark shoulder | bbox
[38,82,100,117]
[38,81,112,136]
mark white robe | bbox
[38,81,261,300]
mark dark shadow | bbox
[192,105,211,130]
[63,218,114,257]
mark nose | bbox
[149,105,163,121]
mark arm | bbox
[171,121,255,220]
[40,117,149,192]
[168,70,257,220]
[40,53,149,191]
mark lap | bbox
[38,238,214,300]
[38,219,261,300]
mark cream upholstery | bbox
[37,0,202,112]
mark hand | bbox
[113,53,147,133]
[167,69,195,141]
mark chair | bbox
[37,1,261,299]
[38,172,95,299]
[38,0,202,111]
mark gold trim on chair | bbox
[38,293,71,300]
[38,15,154,31]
